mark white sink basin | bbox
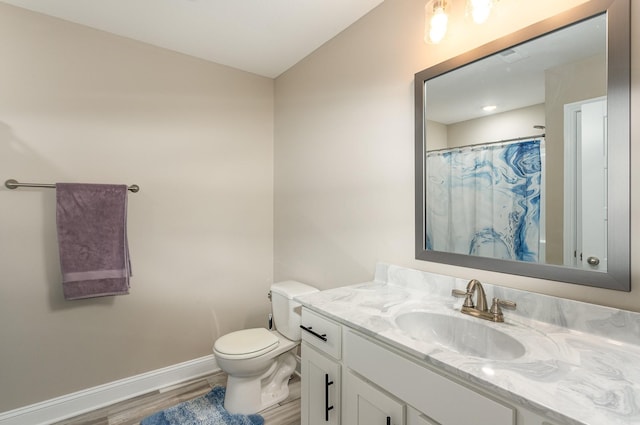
[395,311,525,361]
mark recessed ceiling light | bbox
[482,105,497,112]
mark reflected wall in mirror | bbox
[414,0,630,290]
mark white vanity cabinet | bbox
[300,308,342,425]
[300,307,562,425]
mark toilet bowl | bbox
[213,281,318,415]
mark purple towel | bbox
[56,183,132,300]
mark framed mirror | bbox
[414,0,630,290]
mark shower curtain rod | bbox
[4,179,140,193]
[427,133,545,155]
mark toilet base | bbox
[223,349,297,415]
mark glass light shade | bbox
[467,0,493,24]
[425,1,449,44]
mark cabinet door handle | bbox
[386,416,391,425]
[300,325,328,342]
[325,373,334,421]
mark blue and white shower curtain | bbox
[426,139,542,262]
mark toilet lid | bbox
[214,328,279,358]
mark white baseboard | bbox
[0,355,219,425]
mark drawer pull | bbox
[300,325,328,342]
[325,373,334,421]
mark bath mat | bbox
[140,386,264,425]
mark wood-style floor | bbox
[52,371,301,425]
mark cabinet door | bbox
[344,370,405,425]
[301,342,341,425]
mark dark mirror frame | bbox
[414,0,630,290]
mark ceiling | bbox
[425,13,606,124]
[0,0,384,78]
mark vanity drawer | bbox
[301,308,342,360]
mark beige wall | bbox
[274,0,640,310]
[426,120,448,150]
[447,104,545,147]
[0,4,274,412]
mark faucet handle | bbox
[452,289,474,308]
[493,298,517,310]
[490,297,516,322]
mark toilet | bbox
[213,280,318,415]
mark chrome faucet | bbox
[452,279,516,323]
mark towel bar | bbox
[4,179,140,193]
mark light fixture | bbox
[424,0,498,45]
[467,0,494,24]
[425,0,449,44]
[482,105,497,112]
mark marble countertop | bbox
[295,264,640,425]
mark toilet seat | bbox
[214,328,279,360]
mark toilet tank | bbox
[270,281,318,341]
